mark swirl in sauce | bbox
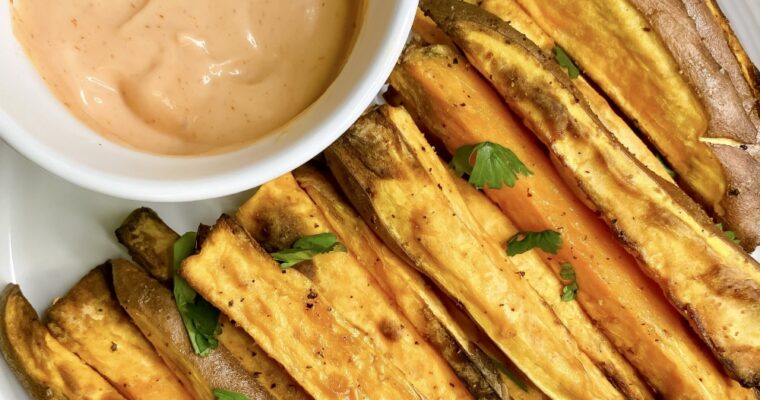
[11,0,360,155]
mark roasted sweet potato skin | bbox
[419,0,760,389]
[0,284,125,400]
[46,264,193,400]
[326,105,625,400]
[115,208,179,282]
[181,215,421,399]
[112,259,272,400]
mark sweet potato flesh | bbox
[326,105,626,400]
[236,173,477,400]
[512,0,726,211]
[420,0,760,389]
[477,0,673,183]
[181,215,420,399]
[0,284,125,400]
[293,165,526,399]
[46,265,193,400]
[390,40,752,398]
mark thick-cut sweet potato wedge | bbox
[390,41,749,398]
[449,176,653,400]
[326,105,625,400]
[420,0,760,388]
[45,264,193,400]
[217,316,311,400]
[293,165,544,399]
[476,0,673,183]
[180,215,420,399]
[625,0,760,250]
[111,259,272,400]
[115,208,179,282]
[236,173,477,400]
[0,284,125,400]
[116,208,310,400]
[511,0,760,249]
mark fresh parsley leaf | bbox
[553,46,580,79]
[656,154,677,178]
[451,142,532,189]
[507,230,562,256]
[270,233,347,269]
[716,223,741,245]
[491,357,528,392]
[174,232,220,356]
[559,262,578,302]
[213,388,249,400]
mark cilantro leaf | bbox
[213,388,249,400]
[491,357,528,392]
[270,233,347,269]
[716,223,741,245]
[451,142,532,189]
[553,46,580,79]
[559,262,578,302]
[507,230,562,256]
[174,232,220,356]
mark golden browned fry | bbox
[217,316,311,400]
[391,40,751,399]
[0,284,125,400]
[236,173,478,400]
[180,215,421,399]
[115,207,179,282]
[449,176,653,400]
[512,0,760,249]
[45,264,193,400]
[116,208,310,400]
[111,259,273,400]
[625,0,760,250]
[294,165,543,399]
[420,0,760,388]
[326,105,626,400]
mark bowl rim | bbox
[0,0,419,202]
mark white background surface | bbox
[0,0,759,398]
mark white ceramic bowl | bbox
[0,0,418,202]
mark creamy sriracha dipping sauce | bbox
[11,0,361,155]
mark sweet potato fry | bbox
[293,165,542,399]
[477,0,674,183]
[116,207,309,400]
[390,39,753,398]
[46,264,193,400]
[180,215,420,399]
[112,259,273,400]
[511,0,760,249]
[0,284,125,400]
[420,0,760,388]
[326,105,626,400]
[236,173,479,400]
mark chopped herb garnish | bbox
[507,230,562,256]
[716,223,741,245]
[491,357,528,392]
[174,232,220,356]
[553,46,580,79]
[451,142,532,189]
[213,388,249,400]
[270,233,346,269]
[559,262,578,302]
[656,154,677,178]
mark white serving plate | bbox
[0,1,759,398]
